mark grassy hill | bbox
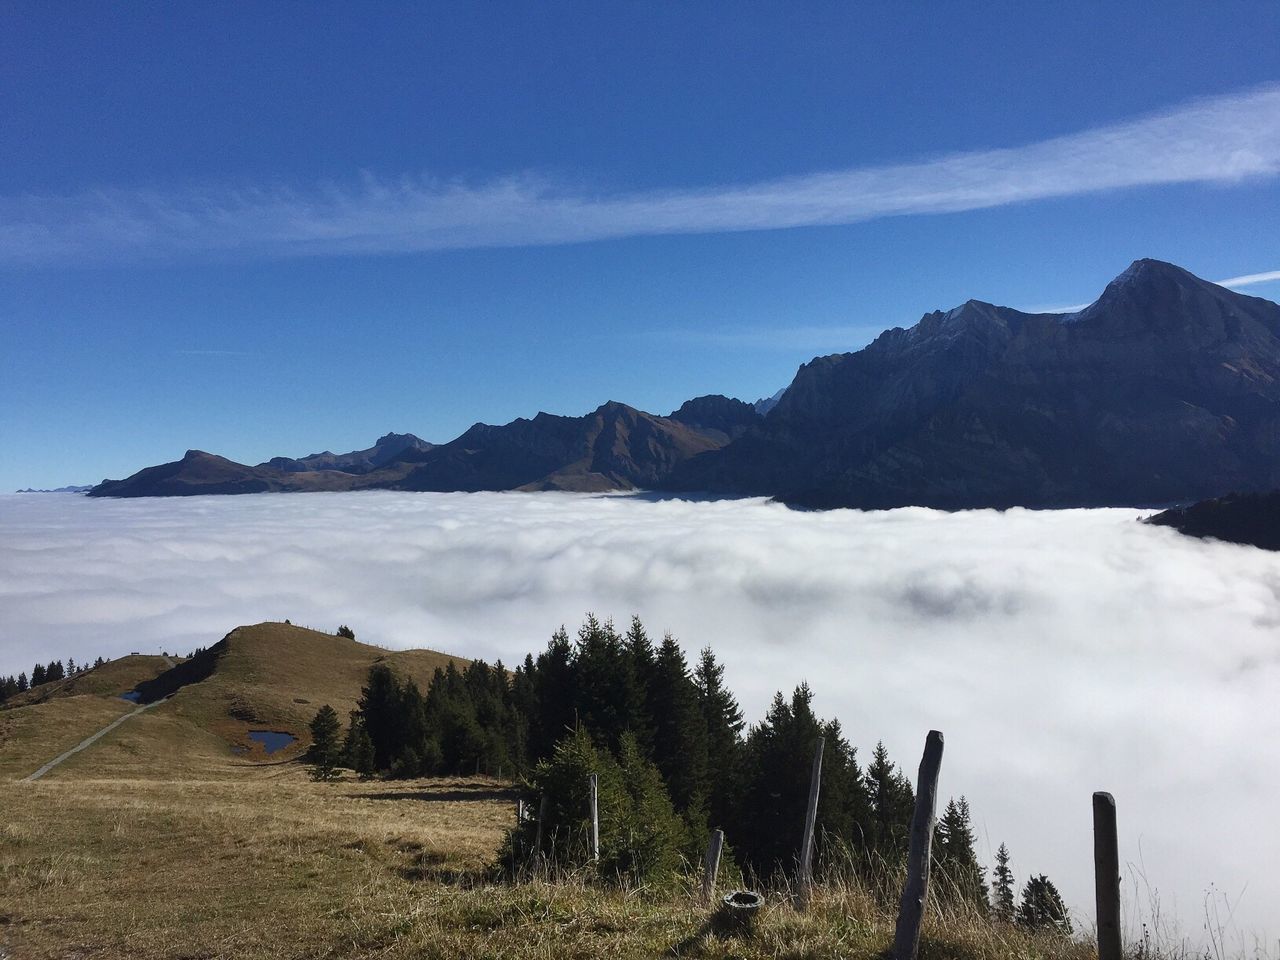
[0,622,465,781]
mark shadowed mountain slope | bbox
[89,260,1280,509]
[258,432,434,474]
[666,260,1280,508]
[1147,490,1280,551]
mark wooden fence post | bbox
[589,773,600,862]
[797,736,825,910]
[702,828,725,904]
[1093,792,1122,960]
[535,794,548,854]
[892,730,944,960]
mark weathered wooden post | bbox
[797,736,825,910]
[534,793,548,854]
[1093,791,1122,960]
[517,798,525,824]
[589,772,600,862]
[892,730,944,960]
[702,828,725,904]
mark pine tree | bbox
[648,632,708,813]
[17,672,28,692]
[530,626,576,761]
[356,664,404,773]
[343,713,376,779]
[31,663,46,686]
[307,705,344,781]
[992,842,1016,922]
[336,625,355,639]
[694,646,744,832]
[1016,874,1072,933]
[866,741,914,866]
[935,797,988,910]
[573,615,644,755]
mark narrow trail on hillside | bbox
[23,698,169,782]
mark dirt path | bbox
[23,698,168,782]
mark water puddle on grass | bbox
[119,691,142,703]
[247,731,296,755]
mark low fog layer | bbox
[2,491,1277,942]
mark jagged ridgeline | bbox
[326,615,1002,909]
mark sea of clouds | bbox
[1,490,1277,943]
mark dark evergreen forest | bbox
[332,614,1025,917]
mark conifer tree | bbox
[356,664,404,773]
[694,646,744,830]
[992,842,1016,922]
[622,616,658,754]
[935,797,988,910]
[573,615,645,755]
[1016,874,1072,933]
[17,672,28,692]
[343,712,376,779]
[31,663,46,686]
[307,705,343,781]
[530,627,575,760]
[648,633,708,813]
[866,741,914,866]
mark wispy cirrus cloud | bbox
[4,85,1280,266]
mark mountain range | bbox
[89,260,1280,509]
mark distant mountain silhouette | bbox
[1147,491,1280,551]
[258,432,434,474]
[90,398,759,497]
[665,259,1280,508]
[91,260,1280,508]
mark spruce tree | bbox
[648,633,708,813]
[866,741,915,867]
[733,684,827,876]
[530,626,576,760]
[17,672,28,692]
[307,705,343,781]
[935,797,988,910]
[694,646,744,831]
[343,713,376,779]
[31,663,46,686]
[1016,874,1072,933]
[992,842,1016,922]
[356,664,404,773]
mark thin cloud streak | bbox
[4,85,1280,265]
[1036,267,1280,313]
[1219,268,1280,288]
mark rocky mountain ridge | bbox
[90,260,1280,508]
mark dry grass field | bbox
[0,624,1101,959]
[0,765,1098,960]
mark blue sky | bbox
[3,2,1280,489]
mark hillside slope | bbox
[0,623,467,780]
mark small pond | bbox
[247,730,297,755]
[119,691,142,703]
